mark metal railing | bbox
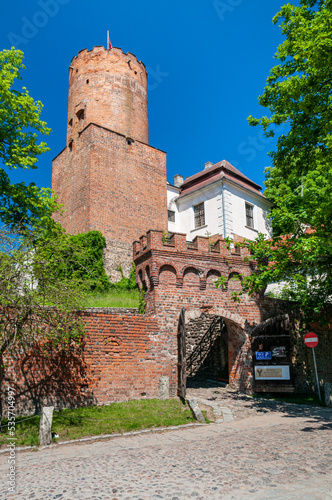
[186,317,221,377]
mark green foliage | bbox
[162,230,170,243]
[0,399,197,448]
[138,288,146,314]
[38,230,110,293]
[245,0,332,324]
[215,275,228,290]
[111,263,137,290]
[0,226,90,365]
[0,48,59,230]
[65,231,109,293]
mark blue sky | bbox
[1,0,299,192]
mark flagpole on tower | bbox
[107,30,110,50]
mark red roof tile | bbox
[183,160,262,189]
[177,160,268,200]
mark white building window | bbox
[194,202,205,228]
[245,203,254,229]
[168,210,175,222]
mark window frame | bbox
[168,210,175,223]
[193,201,205,229]
[245,202,255,229]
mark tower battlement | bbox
[70,46,147,72]
[133,230,250,260]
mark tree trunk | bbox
[0,351,4,432]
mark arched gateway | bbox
[134,230,291,396]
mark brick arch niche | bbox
[159,264,177,286]
[182,267,200,287]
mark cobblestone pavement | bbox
[1,384,331,500]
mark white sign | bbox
[272,346,287,358]
[255,365,290,380]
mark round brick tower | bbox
[52,45,167,281]
[67,46,149,145]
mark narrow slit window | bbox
[194,202,205,228]
[245,203,254,228]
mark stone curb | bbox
[0,422,205,455]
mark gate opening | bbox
[185,314,229,386]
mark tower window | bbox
[76,109,84,120]
[86,79,89,84]
[68,118,73,126]
[245,203,254,228]
[168,210,175,222]
[68,140,73,152]
[194,202,205,228]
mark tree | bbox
[0,226,102,421]
[242,0,332,323]
[0,48,58,230]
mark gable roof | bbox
[177,160,268,200]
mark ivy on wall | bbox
[43,230,111,293]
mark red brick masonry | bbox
[2,231,331,415]
[51,46,168,280]
[2,308,174,415]
[133,230,283,394]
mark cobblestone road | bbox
[1,385,331,500]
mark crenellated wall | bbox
[133,230,284,393]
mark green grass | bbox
[83,289,139,308]
[0,398,198,448]
[253,393,324,406]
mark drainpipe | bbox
[222,179,227,239]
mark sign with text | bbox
[304,332,319,349]
[255,365,290,380]
[256,351,272,360]
[272,346,287,358]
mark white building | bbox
[167,160,272,241]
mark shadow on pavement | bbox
[187,378,332,428]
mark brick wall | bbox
[3,232,330,416]
[52,124,167,278]
[67,46,149,145]
[133,230,280,393]
[134,230,332,394]
[2,309,177,416]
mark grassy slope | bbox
[83,289,139,308]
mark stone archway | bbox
[183,309,250,392]
[185,313,227,382]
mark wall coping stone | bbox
[83,307,139,315]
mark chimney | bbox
[174,174,184,188]
[204,161,213,170]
